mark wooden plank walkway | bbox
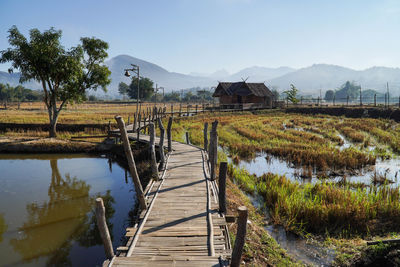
[107,132,231,267]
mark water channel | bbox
[0,154,136,266]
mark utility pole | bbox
[387,82,390,108]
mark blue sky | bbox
[1,0,399,74]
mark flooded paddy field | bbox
[0,154,138,266]
[170,111,400,265]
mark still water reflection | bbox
[0,154,137,266]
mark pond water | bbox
[228,145,400,265]
[235,152,400,187]
[0,154,137,267]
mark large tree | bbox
[284,84,299,104]
[0,26,111,137]
[127,77,154,101]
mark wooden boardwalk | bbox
[106,132,231,266]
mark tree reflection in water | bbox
[10,159,115,266]
[0,213,7,243]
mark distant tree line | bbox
[0,83,42,103]
[325,81,383,101]
[118,79,214,102]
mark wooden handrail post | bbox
[137,113,141,140]
[218,162,227,213]
[149,123,159,179]
[203,122,208,152]
[185,131,190,144]
[231,206,248,267]
[209,120,218,180]
[95,198,114,259]
[167,116,173,152]
[115,116,147,210]
[158,117,166,170]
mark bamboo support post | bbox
[209,120,218,180]
[115,116,147,209]
[158,117,166,170]
[167,116,173,152]
[185,131,190,144]
[203,122,208,152]
[137,113,141,140]
[149,123,159,179]
[231,206,248,267]
[218,162,227,213]
[95,198,114,259]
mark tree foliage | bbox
[325,90,335,101]
[0,83,41,102]
[118,82,129,98]
[0,26,111,137]
[127,77,154,101]
[284,84,299,104]
[335,81,360,100]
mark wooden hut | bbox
[212,81,274,109]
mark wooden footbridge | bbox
[95,112,248,267]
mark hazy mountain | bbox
[229,66,295,82]
[269,64,400,94]
[104,55,214,96]
[1,56,400,98]
[0,71,41,90]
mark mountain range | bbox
[1,54,400,97]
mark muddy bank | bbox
[0,122,111,132]
[0,136,114,153]
[286,107,400,121]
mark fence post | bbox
[115,116,146,210]
[149,123,159,179]
[128,115,130,125]
[95,198,114,259]
[171,104,173,115]
[167,117,173,152]
[187,104,190,117]
[218,162,227,214]
[209,120,218,181]
[347,95,349,106]
[195,104,198,114]
[137,113,141,140]
[185,131,190,144]
[179,103,182,117]
[333,96,335,106]
[158,118,166,170]
[374,94,377,107]
[300,96,303,105]
[231,206,248,267]
[286,97,288,108]
[204,122,208,152]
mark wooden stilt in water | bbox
[115,116,147,210]
[231,206,248,267]
[95,198,114,259]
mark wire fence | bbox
[278,95,400,108]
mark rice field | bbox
[168,110,400,236]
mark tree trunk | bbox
[49,119,57,137]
